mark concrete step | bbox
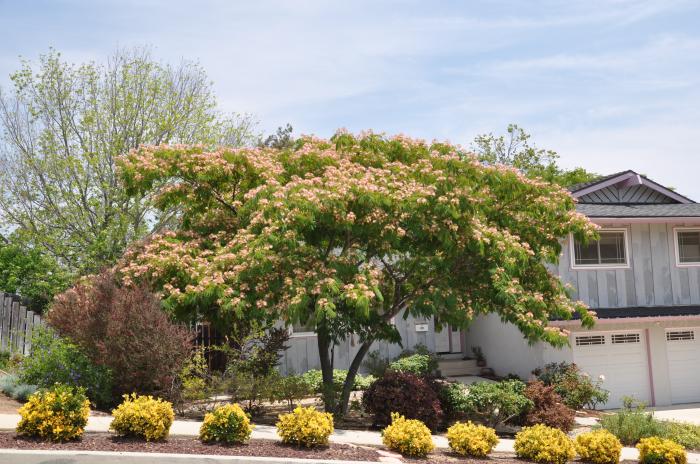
[438,358,482,376]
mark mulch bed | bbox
[402,450,637,463]
[0,432,382,462]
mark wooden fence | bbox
[0,292,42,355]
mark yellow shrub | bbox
[514,424,575,464]
[276,406,334,448]
[110,393,174,441]
[16,384,90,442]
[382,412,434,457]
[576,430,622,464]
[637,437,687,464]
[199,403,253,444]
[446,421,499,457]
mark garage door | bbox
[666,329,700,404]
[572,331,651,409]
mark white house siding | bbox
[278,311,436,375]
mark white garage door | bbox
[572,331,651,409]
[666,329,700,404]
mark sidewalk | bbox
[1,413,699,463]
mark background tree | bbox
[118,131,597,416]
[261,123,295,149]
[0,48,260,274]
[0,234,70,312]
[472,124,599,187]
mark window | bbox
[571,229,628,268]
[290,319,316,337]
[611,333,640,344]
[575,335,605,346]
[675,228,700,265]
[667,330,695,341]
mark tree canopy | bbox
[472,124,599,187]
[0,47,259,273]
[118,131,597,414]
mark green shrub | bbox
[533,362,609,409]
[276,406,334,448]
[388,354,434,376]
[16,384,90,441]
[637,437,686,464]
[446,421,498,457]
[19,328,112,407]
[659,421,700,450]
[272,375,313,411]
[514,424,576,464]
[575,429,622,464]
[452,380,533,428]
[0,374,38,401]
[199,403,253,444]
[110,393,174,441]
[300,369,375,393]
[600,398,665,445]
[363,350,391,377]
[382,412,434,457]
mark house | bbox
[281,169,700,409]
[467,170,700,408]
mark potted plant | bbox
[472,346,486,367]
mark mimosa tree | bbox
[118,131,597,415]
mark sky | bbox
[1,0,699,198]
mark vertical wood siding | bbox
[279,311,435,375]
[560,222,699,309]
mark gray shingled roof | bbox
[577,203,700,217]
[567,170,630,193]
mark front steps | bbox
[437,357,482,376]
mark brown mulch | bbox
[0,432,382,461]
[401,450,636,463]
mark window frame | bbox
[570,228,631,270]
[288,320,317,338]
[673,227,700,267]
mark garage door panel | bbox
[666,329,700,404]
[573,331,650,409]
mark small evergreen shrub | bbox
[523,380,575,431]
[446,421,498,457]
[382,412,434,457]
[576,430,623,464]
[363,371,443,430]
[272,375,314,411]
[659,421,700,450]
[514,424,576,464]
[110,393,174,441]
[637,437,686,464]
[199,403,253,444]
[388,354,434,376]
[19,327,113,407]
[16,384,90,442]
[600,398,665,445]
[455,379,532,428]
[276,406,334,448]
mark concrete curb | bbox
[0,448,382,464]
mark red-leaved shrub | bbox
[47,271,192,401]
[363,371,443,431]
[522,380,575,431]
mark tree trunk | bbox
[336,339,374,417]
[316,325,336,413]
